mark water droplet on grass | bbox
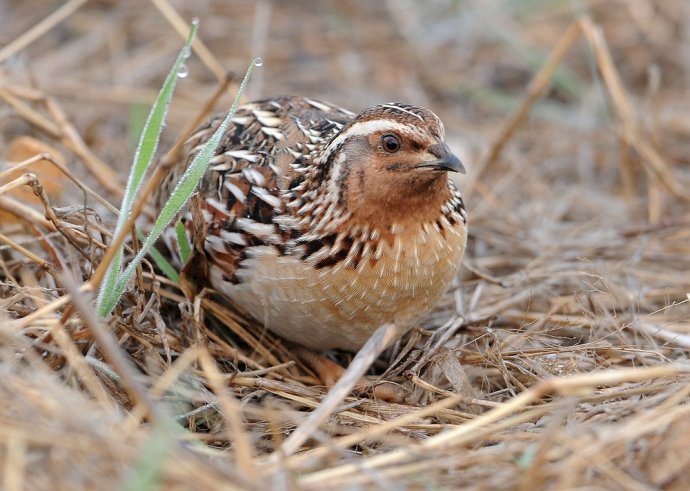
[254,58,264,67]
[178,64,189,78]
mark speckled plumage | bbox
[159,96,468,351]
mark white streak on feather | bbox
[251,109,275,118]
[361,241,372,259]
[374,240,385,260]
[226,150,259,163]
[380,104,425,122]
[257,115,282,127]
[224,181,247,203]
[206,235,227,252]
[242,168,266,186]
[305,98,339,113]
[235,218,277,240]
[261,127,284,140]
[325,152,347,206]
[204,198,231,216]
[393,236,403,273]
[211,162,232,172]
[209,154,226,164]
[219,229,247,246]
[231,116,250,125]
[390,222,405,234]
[251,186,281,209]
[273,215,297,228]
[411,242,420,269]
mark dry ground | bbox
[2,1,690,489]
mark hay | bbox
[2,1,690,489]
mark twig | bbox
[1,151,118,214]
[198,349,259,482]
[60,272,163,423]
[0,231,56,275]
[579,17,689,203]
[278,323,404,457]
[463,21,582,202]
[284,394,464,469]
[0,86,122,196]
[298,364,690,485]
[0,87,60,137]
[44,97,122,196]
[150,0,227,82]
[0,0,90,64]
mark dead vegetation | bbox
[2,1,690,489]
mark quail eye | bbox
[381,134,402,153]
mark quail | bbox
[159,96,468,383]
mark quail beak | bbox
[416,143,466,174]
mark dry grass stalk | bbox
[579,17,690,206]
[0,0,89,64]
[464,20,582,203]
[0,86,122,195]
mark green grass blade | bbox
[96,21,199,317]
[97,247,122,315]
[98,58,262,317]
[122,422,182,491]
[175,222,191,264]
[128,103,149,150]
[136,229,180,284]
[147,247,180,284]
[123,21,198,214]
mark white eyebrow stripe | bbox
[381,104,424,122]
[325,120,414,151]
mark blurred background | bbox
[2,0,688,208]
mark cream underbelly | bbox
[209,222,467,351]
